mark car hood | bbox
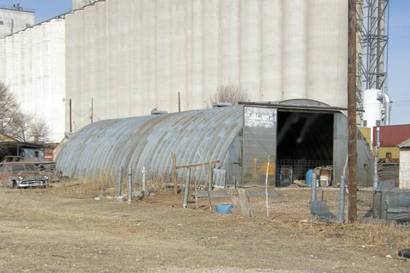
[13,172,47,179]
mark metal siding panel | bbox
[242,106,277,185]
[56,107,243,184]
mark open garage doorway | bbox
[276,111,334,187]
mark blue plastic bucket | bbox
[306,169,314,187]
[214,204,234,214]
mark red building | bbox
[372,124,410,161]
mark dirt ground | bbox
[0,182,408,273]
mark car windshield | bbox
[11,164,38,172]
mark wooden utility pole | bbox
[348,0,358,223]
[90,97,94,124]
[178,92,181,112]
[69,98,73,133]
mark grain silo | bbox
[65,0,348,132]
[0,17,66,142]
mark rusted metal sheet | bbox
[56,107,243,183]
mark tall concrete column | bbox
[282,0,307,100]
[307,0,348,108]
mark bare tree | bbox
[0,82,49,143]
[210,85,249,106]
[0,82,22,138]
[29,119,49,143]
[8,112,30,142]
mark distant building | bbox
[0,18,66,142]
[72,0,99,10]
[373,125,410,161]
[398,139,410,189]
[0,4,35,38]
[0,134,45,162]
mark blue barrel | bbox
[306,169,314,187]
[214,204,234,214]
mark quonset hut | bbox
[57,100,374,187]
[57,106,243,185]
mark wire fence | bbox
[276,159,333,185]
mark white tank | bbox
[363,89,383,128]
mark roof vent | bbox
[212,102,232,108]
[151,108,168,115]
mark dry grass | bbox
[52,175,116,197]
[288,219,410,251]
[52,178,410,253]
[242,189,410,255]
[2,181,408,272]
[147,173,171,192]
[52,172,175,199]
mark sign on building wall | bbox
[244,107,276,128]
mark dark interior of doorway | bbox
[276,111,334,187]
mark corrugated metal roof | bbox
[373,124,410,147]
[398,138,410,149]
[56,106,243,182]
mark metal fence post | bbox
[311,173,317,203]
[337,176,346,223]
[116,168,123,197]
[172,153,178,194]
[128,167,132,204]
[142,166,146,194]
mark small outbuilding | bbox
[398,139,410,189]
[0,134,45,162]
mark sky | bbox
[0,0,409,125]
[0,0,71,22]
[388,0,410,124]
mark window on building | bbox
[0,21,4,25]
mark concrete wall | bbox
[72,0,100,10]
[66,0,348,132]
[0,8,35,38]
[399,149,410,189]
[0,19,66,142]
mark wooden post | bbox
[265,159,270,218]
[172,153,178,194]
[207,160,213,212]
[208,160,213,192]
[194,176,198,209]
[238,189,252,218]
[348,0,358,223]
[183,168,191,208]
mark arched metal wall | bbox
[56,106,243,182]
